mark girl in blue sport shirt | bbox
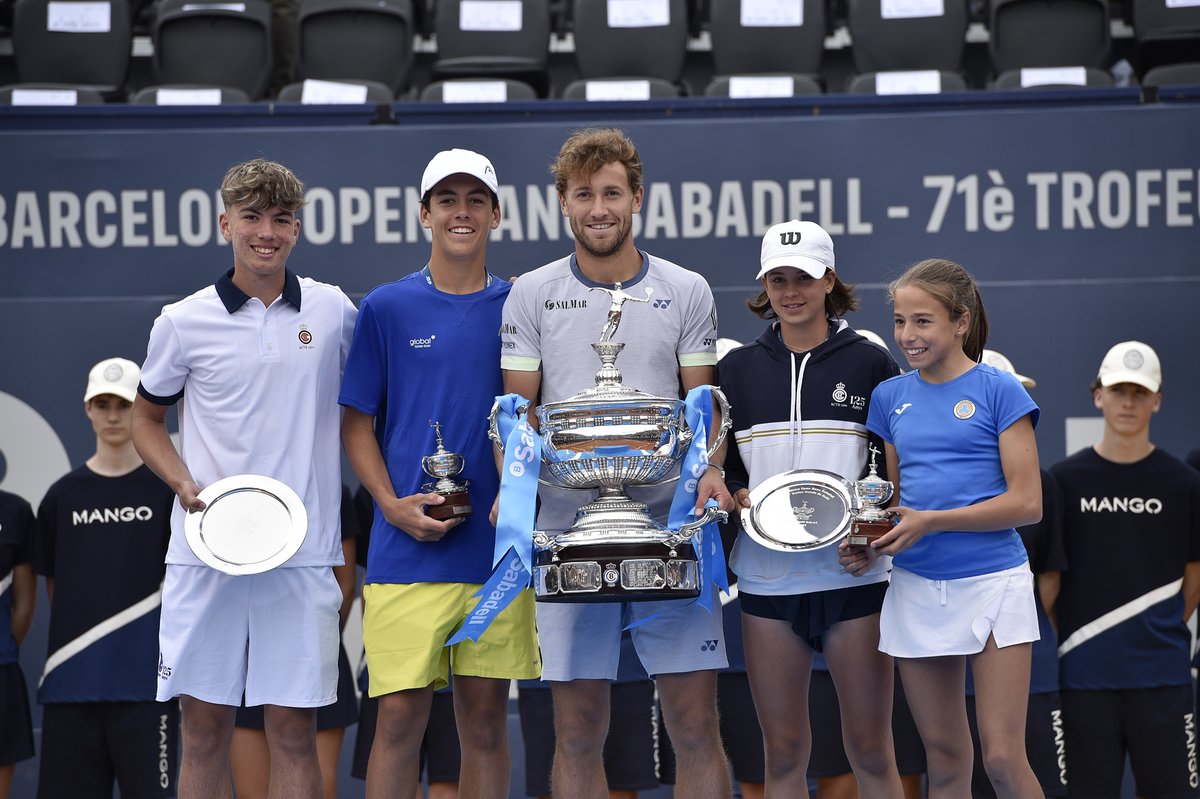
[840,259,1043,799]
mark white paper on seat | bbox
[300,79,369,104]
[156,87,224,105]
[882,0,944,19]
[876,70,942,94]
[181,3,247,12]
[1020,66,1087,87]
[585,80,652,100]
[1166,0,1200,7]
[607,0,669,28]
[443,81,510,102]
[460,0,523,31]
[47,1,111,32]
[12,89,79,105]
[741,0,803,27]
[728,75,795,97]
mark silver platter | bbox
[184,474,308,575]
[740,469,854,552]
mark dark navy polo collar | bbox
[215,268,302,314]
[568,250,650,289]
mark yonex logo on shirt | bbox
[72,506,154,525]
[1079,496,1163,514]
[652,298,672,309]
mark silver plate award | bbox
[740,469,856,552]
[184,474,308,575]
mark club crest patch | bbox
[953,400,976,420]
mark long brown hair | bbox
[889,258,989,362]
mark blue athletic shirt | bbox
[866,364,1039,580]
[339,271,510,585]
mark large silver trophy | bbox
[490,283,731,602]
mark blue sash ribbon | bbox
[446,394,540,645]
[626,385,729,629]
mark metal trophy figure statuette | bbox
[421,420,472,520]
[846,444,894,546]
[489,282,731,601]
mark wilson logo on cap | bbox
[779,231,802,246]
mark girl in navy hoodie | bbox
[717,220,903,798]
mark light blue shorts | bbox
[879,562,1039,658]
[537,587,728,681]
[157,564,341,707]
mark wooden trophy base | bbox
[846,518,891,547]
[426,490,472,521]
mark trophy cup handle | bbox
[706,388,733,460]
[488,398,530,452]
[667,505,729,547]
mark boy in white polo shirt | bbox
[132,159,357,798]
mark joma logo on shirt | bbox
[1079,496,1163,514]
[72,506,154,524]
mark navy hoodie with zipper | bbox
[717,319,900,596]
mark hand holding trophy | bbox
[422,420,472,521]
[846,444,894,546]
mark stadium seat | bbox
[295,0,415,95]
[704,74,824,97]
[1131,0,1200,74]
[153,0,273,100]
[991,66,1114,88]
[420,78,539,101]
[431,0,551,95]
[570,0,688,84]
[0,83,107,104]
[276,79,394,103]
[846,70,969,93]
[12,0,132,94]
[560,77,683,99]
[989,0,1110,73]
[1140,62,1200,86]
[131,84,251,104]
[709,0,826,77]
[847,0,968,73]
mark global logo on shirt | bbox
[409,334,436,349]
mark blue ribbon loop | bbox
[446,394,539,646]
[626,385,729,629]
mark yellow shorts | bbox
[362,582,540,696]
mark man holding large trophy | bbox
[499,129,735,799]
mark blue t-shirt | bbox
[339,271,510,585]
[866,364,1039,580]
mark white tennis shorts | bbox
[879,562,1039,658]
[157,564,341,707]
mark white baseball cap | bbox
[981,349,1036,389]
[757,220,835,280]
[715,337,742,361]
[1097,340,1161,392]
[420,148,499,196]
[85,357,140,403]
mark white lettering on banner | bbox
[2,170,1198,252]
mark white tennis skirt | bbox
[879,562,1040,658]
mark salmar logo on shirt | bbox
[544,299,587,311]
